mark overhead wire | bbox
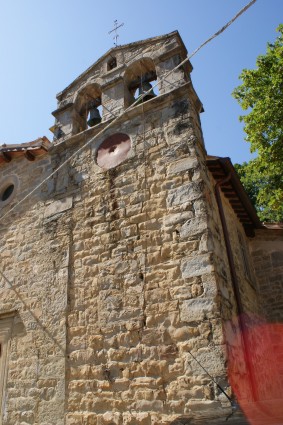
[187,348,237,409]
[0,0,257,225]
[140,55,149,335]
[0,269,66,354]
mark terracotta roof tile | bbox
[0,137,51,165]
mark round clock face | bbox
[96,133,131,170]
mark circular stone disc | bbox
[96,133,131,170]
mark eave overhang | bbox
[206,155,263,232]
[0,137,51,166]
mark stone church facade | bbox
[0,32,282,425]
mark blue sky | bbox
[0,0,282,163]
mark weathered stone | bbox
[163,211,194,228]
[180,215,207,239]
[44,196,73,218]
[180,298,215,322]
[180,253,213,278]
[167,157,198,175]
[167,182,202,208]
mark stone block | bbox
[120,224,137,238]
[133,399,164,412]
[180,298,215,322]
[44,197,73,218]
[125,412,151,425]
[37,399,65,424]
[167,182,202,208]
[163,211,194,228]
[180,253,213,278]
[180,215,207,239]
[167,157,198,175]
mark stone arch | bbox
[124,57,159,107]
[73,83,102,134]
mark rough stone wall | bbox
[2,29,274,420]
[63,90,232,424]
[245,228,283,407]
[202,170,261,321]
[0,84,239,425]
[217,195,260,316]
[249,228,283,322]
[201,170,266,403]
[202,172,283,406]
[0,154,69,425]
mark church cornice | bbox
[0,137,51,166]
[207,155,263,232]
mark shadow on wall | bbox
[169,413,250,424]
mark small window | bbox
[0,176,18,207]
[107,57,117,71]
[1,184,14,202]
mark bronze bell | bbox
[137,81,156,102]
[87,104,102,127]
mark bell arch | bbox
[124,57,159,107]
[73,83,102,134]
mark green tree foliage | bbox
[233,25,283,222]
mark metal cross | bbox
[108,20,124,47]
